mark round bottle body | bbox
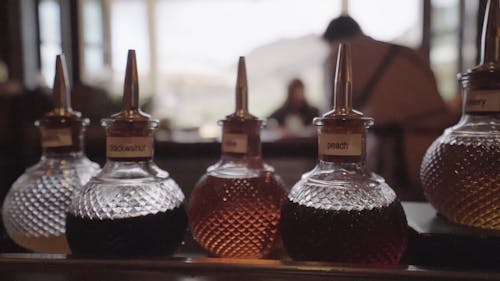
[66,161,187,256]
[189,164,286,258]
[279,167,407,264]
[2,153,99,253]
[421,130,499,230]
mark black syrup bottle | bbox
[279,43,407,265]
[66,50,187,256]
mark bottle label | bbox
[41,128,73,148]
[107,137,153,158]
[222,133,248,153]
[465,90,500,112]
[319,133,362,156]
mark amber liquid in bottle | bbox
[188,57,286,258]
[421,137,499,228]
[190,173,285,258]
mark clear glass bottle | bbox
[188,57,287,258]
[279,44,407,264]
[2,55,100,253]
[66,50,187,256]
[421,0,500,230]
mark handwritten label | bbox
[465,90,500,112]
[222,133,247,153]
[319,133,362,156]
[41,128,73,148]
[107,137,153,158]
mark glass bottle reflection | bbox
[2,55,100,253]
[189,57,287,258]
[279,44,407,264]
[66,50,187,256]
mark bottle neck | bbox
[40,126,84,155]
[316,122,368,166]
[462,86,500,117]
[220,121,262,162]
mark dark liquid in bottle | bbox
[66,206,187,256]
[189,173,286,258]
[279,200,407,265]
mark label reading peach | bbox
[465,90,500,112]
[107,137,153,158]
[222,133,247,153]
[319,133,362,156]
[41,128,73,148]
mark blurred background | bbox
[0,0,488,202]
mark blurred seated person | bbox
[323,16,457,200]
[268,79,319,137]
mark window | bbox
[79,0,423,133]
[38,0,62,87]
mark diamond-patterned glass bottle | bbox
[279,44,407,265]
[420,0,500,230]
[2,55,100,253]
[66,50,187,256]
[188,57,287,258]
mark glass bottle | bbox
[2,55,100,253]
[188,57,287,258]
[66,50,187,256]
[279,44,407,264]
[420,0,500,230]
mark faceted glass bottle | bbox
[189,57,287,258]
[66,50,187,256]
[2,55,100,253]
[421,0,499,230]
[279,44,407,265]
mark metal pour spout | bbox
[235,56,249,117]
[333,43,353,115]
[123,50,140,112]
[53,54,72,115]
[480,0,500,64]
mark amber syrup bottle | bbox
[279,44,407,265]
[66,50,187,256]
[2,55,100,253]
[188,57,287,258]
[421,0,499,230]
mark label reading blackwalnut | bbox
[222,133,248,153]
[41,128,73,148]
[319,133,362,156]
[465,90,500,112]
[107,137,153,158]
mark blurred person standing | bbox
[323,16,456,200]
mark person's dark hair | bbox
[322,15,362,42]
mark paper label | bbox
[41,128,73,148]
[222,133,248,153]
[319,133,362,156]
[107,137,153,158]
[465,90,500,112]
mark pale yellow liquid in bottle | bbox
[10,233,70,254]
